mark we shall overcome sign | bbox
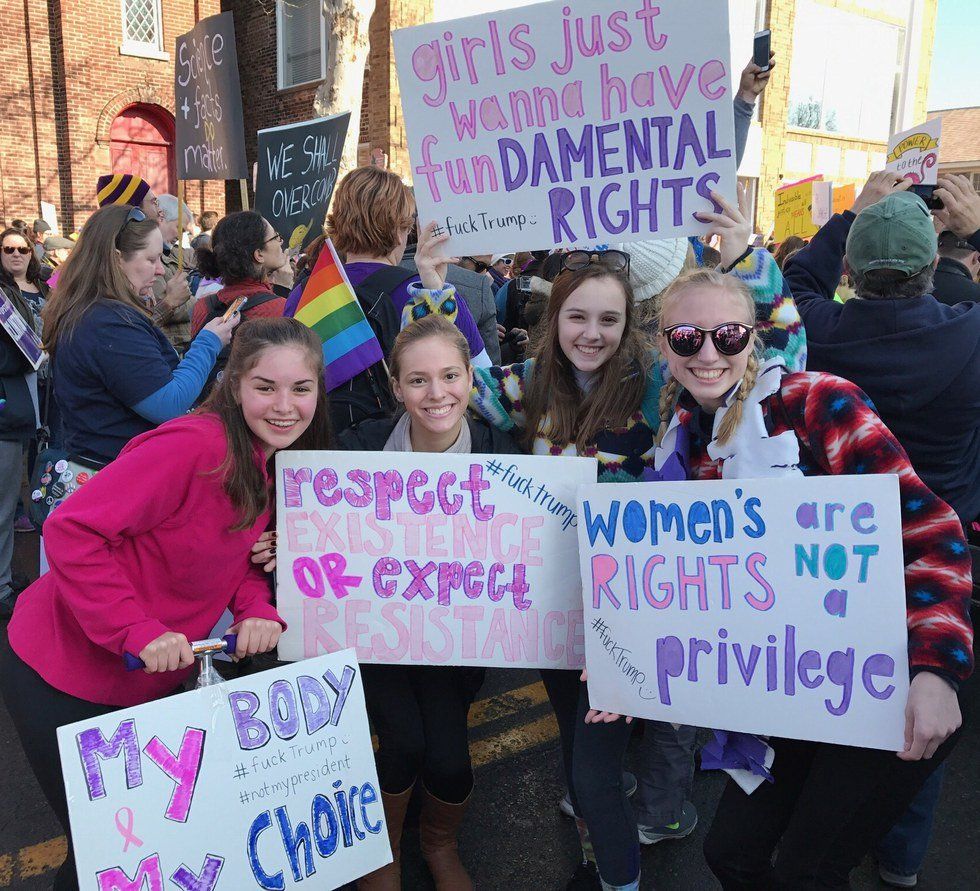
[393,0,738,255]
[59,652,389,891]
[277,452,597,668]
[577,476,909,750]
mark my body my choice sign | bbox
[59,651,389,890]
[393,0,738,254]
[276,452,597,668]
[577,475,910,750]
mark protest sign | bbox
[276,451,597,668]
[577,475,909,750]
[0,289,43,370]
[255,113,351,251]
[774,176,821,242]
[175,12,248,180]
[59,650,389,891]
[832,182,855,217]
[886,117,942,185]
[811,181,856,227]
[393,0,738,254]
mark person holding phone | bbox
[41,205,239,471]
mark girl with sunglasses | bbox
[41,205,239,473]
[651,269,972,889]
[468,194,806,891]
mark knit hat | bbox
[614,237,688,303]
[96,173,150,208]
[846,192,937,276]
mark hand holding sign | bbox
[898,672,961,761]
[850,171,912,217]
[415,221,460,290]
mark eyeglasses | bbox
[560,249,630,275]
[497,257,513,265]
[2,245,32,255]
[662,323,754,357]
[265,232,284,246]
[462,257,489,274]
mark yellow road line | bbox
[0,682,557,885]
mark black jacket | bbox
[0,283,38,443]
[783,212,980,522]
[338,413,524,455]
[933,256,980,307]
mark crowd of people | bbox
[0,54,977,891]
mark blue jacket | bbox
[783,211,980,522]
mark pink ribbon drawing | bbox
[114,806,144,852]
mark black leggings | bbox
[0,639,120,891]
[541,669,639,887]
[703,728,963,890]
[361,663,484,804]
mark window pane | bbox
[124,0,159,46]
[788,0,904,141]
[281,0,323,88]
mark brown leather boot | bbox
[357,785,414,890]
[419,788,474,891]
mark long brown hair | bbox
[201,317,332,530]
[655,268,760,446]
[41,205,159,360]
[0,228,44,290]
[523,266,650,451]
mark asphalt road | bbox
[2,532,978,890]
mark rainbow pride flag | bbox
[287,239,382,391]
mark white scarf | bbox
[383,411,473,454]
[655,357,803,481]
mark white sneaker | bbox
[879,866,917,888]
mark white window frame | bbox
[277,0,328,91]
[119,0,168,61]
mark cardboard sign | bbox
[0,289,43,370]
[276,451,598,668]
[577,475,910,750]
[886,118,942,186]
[774,177,821,242]
[59,651,390,891]
[832,182,855,217]
[255,113,352,252]
[393,0,738,254]
[175,12,248,180]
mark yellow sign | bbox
[774,180,820,242]
[886,134,939,163]
[832,183,856,217]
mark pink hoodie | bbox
[8,413,284,707]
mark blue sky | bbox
[928,0,979,109]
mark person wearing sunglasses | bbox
[190,211,291,400]
[40,204,239,473]
[648,267,972,890]
[469,192,807,891]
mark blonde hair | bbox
[389,313,471,384]
[327,166,414,258]
[655,268,760,447]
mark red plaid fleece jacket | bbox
[679,371,974,684]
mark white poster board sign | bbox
[277,451,597,668]
[577,475,910,750]
[886,117,942,185]
[59,651,389,891]
[393,0,738,254]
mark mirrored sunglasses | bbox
[662,323,754,357]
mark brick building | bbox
[927,105,980,190]
[0,0,224,234]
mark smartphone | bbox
[516,275,533,294]
[753,30,771,70]
[909,184,944,211]
[222,296,247,322]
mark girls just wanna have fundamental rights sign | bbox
[393,0,738,254]
[275,452,597,668]
[576,476,910,750]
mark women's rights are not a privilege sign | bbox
[276,451,597,669]
[59,650,390,890]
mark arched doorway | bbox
[109,104,175,196]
